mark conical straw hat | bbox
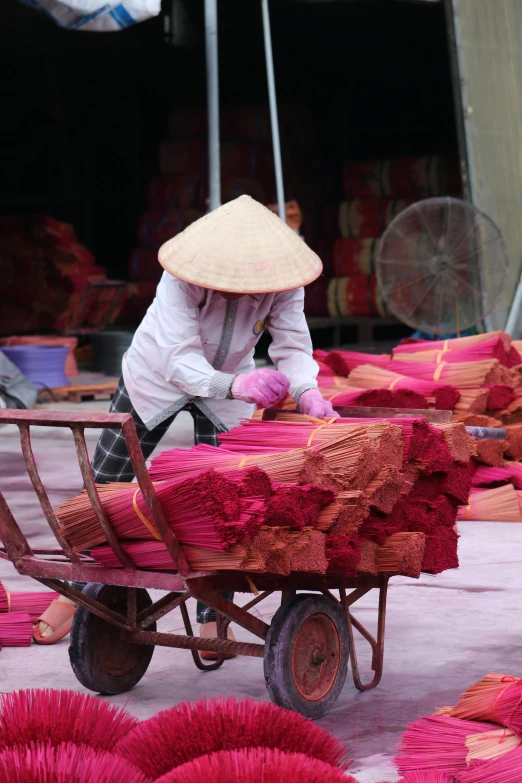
[158,195,323,293]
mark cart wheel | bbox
[69,583,155,695]
[264,593,349,719]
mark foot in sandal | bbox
[33,595,77,645]
[199,621,236,661]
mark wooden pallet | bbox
[43,382,118,403]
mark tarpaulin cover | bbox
[17,0,160,31]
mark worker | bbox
[34,195,337,650]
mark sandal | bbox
[33,600,76,645]
[200,621,237,661]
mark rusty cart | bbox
[0,408,505,718]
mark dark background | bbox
[0,0,457,281]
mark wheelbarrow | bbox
[0,408,505,718]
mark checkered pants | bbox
[80,377,233,624]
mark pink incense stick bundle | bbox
[449,673,522,732]
[388,359,512,389]
[398,774,456,783]
[457,486,521,522]
[396,715,497,776]
[318,348,391,376]
[90,540,247,572]
[456,745,522,782]
[393,332,519,362]
[0,742,148,783]
[57,471,265,552]
[0,613,32,647]
[472,465,522,490]
[346,364,460,410]
[0,582,8,612]
[392,337,520,367]
[7,592,59,623]
[0,688,139,751]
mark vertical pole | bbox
[204,0,221,211]
[261,0,286,223]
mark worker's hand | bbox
[298,388,339,420]
[231,369,290,407]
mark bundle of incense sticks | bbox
[0,583,8,612]
[391,336,521,367]
[7,591,59,623]
[449,673,522,729]
[472,464,522,490]
[503,424,522,460]
[57,471,265,552]
[346,364,460,410]
[457,746,522,782]
[315,491,370,535]
[457,486,521,522]
[394,331,518,360]
[0,612,33,647]
[263,485,335,529]
[315,348,392,376]
[374,532,426,578]
[472,439,506,468]
[395,714,512,777]
[90,541,247,571]
[387,359,513,389]
[486,384,516,411]
[452,390,490,417]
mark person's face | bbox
[219,292,247,300]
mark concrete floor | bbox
[1,404,522,782]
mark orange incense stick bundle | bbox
[90,541,247,571]
[315,491,369,534]
[358,539,378,574]
[449,673,522,728]
[452,389,489,417]
[473,440,506,467]
[375,532,425,578]
[243,528,328,576]
[364,467,406,514]
[457,486,521,522]
[504,424,522,460]
[432,423,476,462]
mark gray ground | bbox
[1,394,520,782]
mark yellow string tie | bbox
[132,489,162,541]
[307,424,329,447]
[465,504,471,520]
[303,414,326,424]
[6,591,10,612]
[245,575,260,596]
[433,362,446,382]
[238,456,250,470]
[388,377,401,390]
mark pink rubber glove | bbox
[231,369,290,407]
[298,389,339,419]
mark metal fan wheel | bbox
[376,197,509,334]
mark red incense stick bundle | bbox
[486,384,516,411]
[504,424,522,460]
[0,743,148,783]
[325,535,361,575]
[358,539,378,574]
[318,348,391,376]
[473,439,506,467]
[115,696,350,779]
[0,688,138,751]
[264,485,335,529]
[0,613,32,647]
[457,486,521,522]
[7,592,59,623]
[155,747,352,783]
[347,364,460,410]
[422,527,459,574]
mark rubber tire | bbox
[69,583,155,695]
[264,593,349,719]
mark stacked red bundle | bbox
[343,155,460,200]
[0,215,108,335]
[395,673,522,782]
[327,275,387,317]
[0,613,33,647]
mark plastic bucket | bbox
[1,346,69,389]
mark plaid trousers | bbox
[77,376,233,624]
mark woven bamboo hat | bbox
[158,195,323,293]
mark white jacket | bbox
[122,272,319,431]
